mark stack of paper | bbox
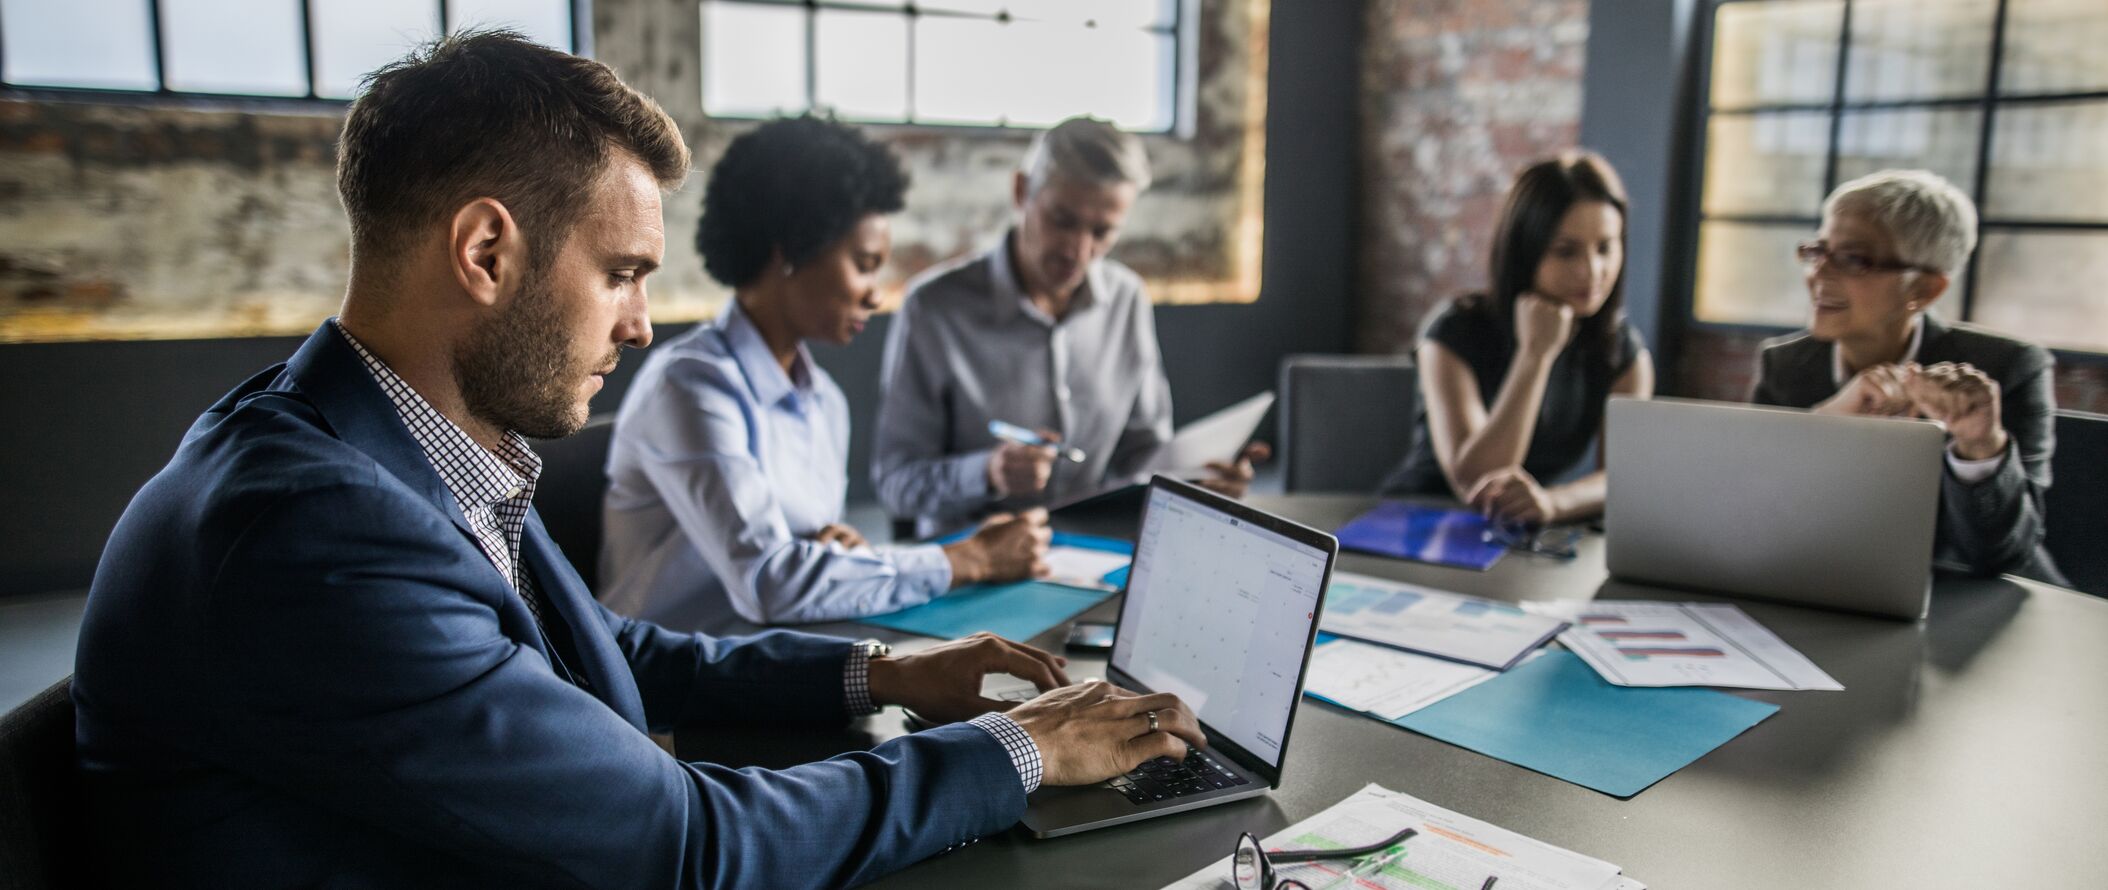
[1304,637,1519,720]
[1556,601,1843,691]
[1319,572,1567,670]
[1162,783,1641,890]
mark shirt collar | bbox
[1831,314,1926,387]
[719,299,814,411]
[986,228,1100,327]
[334,321,541,513]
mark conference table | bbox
[683,494,2108,888]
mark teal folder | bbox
[1391,650,1779,798]
[859,581,1115,641]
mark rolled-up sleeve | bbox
[630,357,951,625]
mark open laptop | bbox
[1004,475,1337,838]
[1605,396,1945,620]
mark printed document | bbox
[1557,601,1843,690]
[1162,783,1628,890]
[1319,572,1566,670]
[1304,638,1514,720]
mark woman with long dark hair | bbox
[1380,151,1655,525]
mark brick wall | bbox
[1356,0,1591,355]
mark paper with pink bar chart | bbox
[1556,601,1843,690]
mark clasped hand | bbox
[1820,361,2008,460]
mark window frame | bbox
[0,0,592,105]
[1681,0,2108,362]
[697,0,1195,136]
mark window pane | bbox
[1843,0,1994,102]
[160,0,309,96]
[0,0,158,90]
[448,0,572,50]
[702,2,808,117]
[1984,100,2108,223]
[1971,230,2108,352]
[1834,108,1981,196]
[2001,0,2108,95]
[1702,111,1830,217]
[1694,221,1813,327]
[1709,0,1841,109]
[916,17,1171,129]
[314,0,441,99]
[921,1,1175,28]
[815,10,908,120]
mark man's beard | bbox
[455,284,616,440]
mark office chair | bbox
[530,415,616,592]
[1276,354,1419,493]
[2045,409,2107,598]
[0,677,91,890]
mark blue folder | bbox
[859,581,1116,641]
[861,533,1134,640]
[1389,650,1779,798]
[1334,501,1507,571]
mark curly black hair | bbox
[696,115,911,288]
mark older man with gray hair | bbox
[873,116,1257,535]
[1754,168,2061,581]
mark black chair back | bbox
[1,678,88,890]
[2045,409,2108,598]
[531,416,616,591]
[1276,354,1418,493]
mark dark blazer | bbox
[73,322,1021,889]
[1752,314,2062,581]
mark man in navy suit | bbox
[72,31,1202,888]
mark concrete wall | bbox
[0,1,1360,596]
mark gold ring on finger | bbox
[1146,710,1159,733]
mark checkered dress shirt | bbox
[338,322,1039,789]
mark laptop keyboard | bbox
[1109,746,1249,805]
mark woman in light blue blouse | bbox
[599,116,1051,632]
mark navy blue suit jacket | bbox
[73,322,1023,888]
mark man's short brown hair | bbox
[336,30,690,274]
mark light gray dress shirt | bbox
[873,232,1175,536]
[599,301,952,633]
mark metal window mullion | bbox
[1820,0,1854,198]
[438,0,451,34]
[147,0,169,93]
[300,0,318,99]
[571,0,591,55]
[804,0,816,113]
[1961,0,2013,322]
[904,4,917,123]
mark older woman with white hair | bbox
[1753,169,2061,580]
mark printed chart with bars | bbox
[1557,602,1843,691]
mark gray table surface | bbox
[685,493,2108,889]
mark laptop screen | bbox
[1111,486,1331,769]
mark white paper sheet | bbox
[1557,601,1844,691]
[1303,639,1508,720]
[1043,545,1130,591]
[1145,391,1274,477]
[1319,572,1567,670]
[1161,783,1624,890]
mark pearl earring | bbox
[1906,301,1918,311]
[782,263,795,278]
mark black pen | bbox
[1481,876,1498,890]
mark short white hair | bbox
[1823,169,1978,275]
[1021,116,1151,196]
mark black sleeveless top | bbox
[1381,295,1644,496]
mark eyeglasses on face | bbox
[1795,241,1936,277]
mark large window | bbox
[0,0,578,101]
[1690,0,2108,354]
[699,0,1187,132]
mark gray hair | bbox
[1020,116,1152,196]
[1822,169,1979,275]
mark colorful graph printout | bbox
[1557,601,1844,691]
